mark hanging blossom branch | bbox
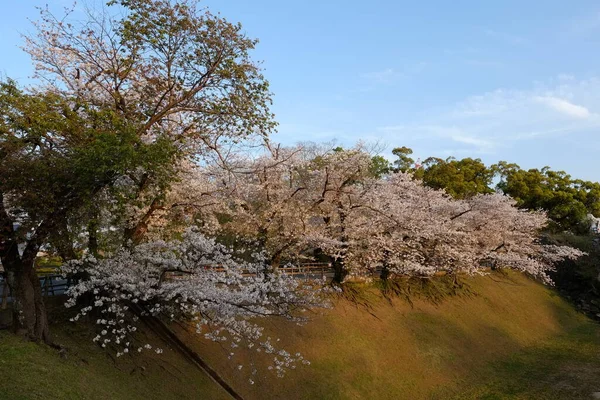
[63,228,328,377]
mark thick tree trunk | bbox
[270,253,281,271]
[87,208,99,257]
[321,206,351,284]
[380,266,391,281]
[331,256,348,284]
[5,257,49,342]
[269,242,294,272]
[333,205,351,284]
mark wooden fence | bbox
[165,262,333,280]
[279,263,332,278]
[0,263,335,309]
[0,273,70,309]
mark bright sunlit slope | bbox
[1,270,599,400]
[177,270,600,400]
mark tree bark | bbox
[380,250,391,281]
[331,256,348,284]
[124,197,163,246]
[4,256,50,342]
[270,253,281,271]
[0,192,50,342]
[380,266,391,281]
[333,204,350,284]
[87,211,99,257]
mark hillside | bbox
[1,271,600,399]
[175,271,600,400]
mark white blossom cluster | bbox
[63,229,326,374]
[61,142,585,376]
[171,145,585,284]
[342,172,585,283]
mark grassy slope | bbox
[2,270,599,400]
[0,315,228,400]
[175,271,600,400]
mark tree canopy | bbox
[494,163,600,233]
[421,156,495,199]
[1,0,275,342]
[389,146,600,232]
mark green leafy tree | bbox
[391,146,414,172]
[421,157,494,199]
[1,0,274,342]
[25,0,275,246]
[494,164,597,232]
[369,155,392,179]
[0,81,175,340]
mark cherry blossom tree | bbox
[1,0,275,343]
[164,145,584,285]
[343,172,585,283]
[24,0,275,247]
[453,193,584,283]
[198,144,384,280]
[209,145,327,270]
[63,228,325,376]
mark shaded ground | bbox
[0,303,228,400]
[549,233,600,322]
[448,323,600,399]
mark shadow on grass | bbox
[443,308,600,399]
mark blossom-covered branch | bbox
[63,229,327,375]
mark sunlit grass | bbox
[2,270,599,399]
[177,270,600,399]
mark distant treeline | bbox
[370,146,600,233]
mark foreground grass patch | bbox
[2,271,600,399]
[0,318,227,400]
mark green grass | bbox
[2,271,600,399]
[0,315,228,400]
[175,271,600,400]
[447,323,600,399]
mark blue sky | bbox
[2,1,600,181]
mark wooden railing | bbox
[0,270,70,309]
[1,263,335,308]
[279,263,332,278]
[165,262,334,280]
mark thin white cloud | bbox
[534,96,591,119]
[483,29,527,45]
[361,68,402,84]
[450,133,495,148]
[557,73,575,81]
[376,76,600,155]
[376,124,497,153]
[361,62,429,85]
